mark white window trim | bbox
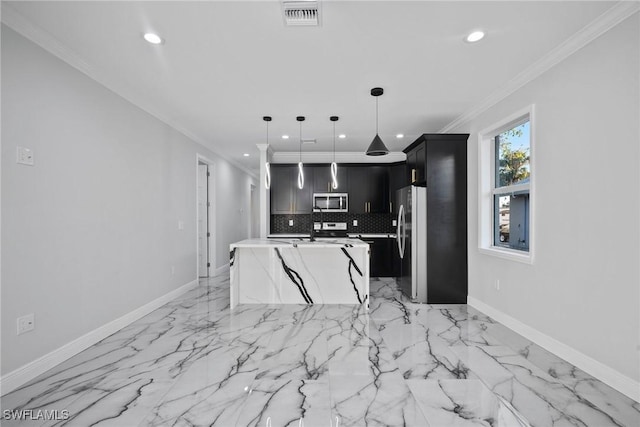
[478,105,535,264]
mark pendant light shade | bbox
[297,116,305,189]
[263,116,272,189]
[366,87,389,156]
[330,116,339,189]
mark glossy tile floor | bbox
[2,274,639,426]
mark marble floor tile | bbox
[2,274,638,427]
[235,379,331,427]
[330,373,428,427]
[406,379,530,427]
[450,345,633,427]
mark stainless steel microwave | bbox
[313,193,348,212]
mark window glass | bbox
[495,121,530,188]
[493,120,530,251]
[493,193,529,251]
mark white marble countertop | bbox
[232,238,369,249]
[268,233,397,239]
[348,233,397,238]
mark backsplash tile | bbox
[271,213,395,234]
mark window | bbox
[478,106,534,263]
[494,121,530,251]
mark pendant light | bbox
[297,116,305,189]
[330,116,339,189]
[366,87,389,156]
[263,116,272,190]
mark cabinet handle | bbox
[327,182,330,192]
[411,169,417,183]
[389,202,392,213]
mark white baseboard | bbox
[214,263,230,276]
[467,296,640,403]
[0,279,199,396]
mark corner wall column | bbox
[256,143,271,238]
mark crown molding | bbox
[440,1,640,133]
[271,151,406,164]
[1,3,257,179]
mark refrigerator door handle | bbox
[396,204,404,258]
[396,207,401,257]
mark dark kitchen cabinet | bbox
[361,237,395,277]
[405,142,426,185]
[270,165,313,214]
[388,162,406,214]
[401,134,469,303]
[312,164,348,193]
[347,166,389,213]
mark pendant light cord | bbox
[333,121,336,162]
[299,121,302,162]
[376,96,379,134]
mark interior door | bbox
[197,163,209,277]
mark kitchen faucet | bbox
[310,205,323,241]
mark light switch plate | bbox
[392,219,397,226]
[17,147,34,166]
[353,220,358,226]
[289,219,294,226]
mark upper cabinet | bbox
[405,141,426,185]
[270,165,313,214]
[312,164,348,193]
[347,165,389,213]
[270,163,394,215]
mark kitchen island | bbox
[229,238,369,310]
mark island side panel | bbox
[277,245,369,304]
[230,247,238,309]
[234,245,368,307]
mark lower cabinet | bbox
[363,238,395,277]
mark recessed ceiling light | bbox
[143,32,164,45]
[243,153,250,157]
[282,135,289,139]
[338,134,346,139]
[396,134,404,139]
[465,30,485,43]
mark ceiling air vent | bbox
[282,1,320,26]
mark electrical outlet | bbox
[494,279,500,291]
[16,147,34,166]
[392,219,397,226]
[17,313,35,335]
[178,220,185,230]
[353,220,358,227]
[289,219,294,226]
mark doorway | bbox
[197,160,212,278]
[250,184,259,238]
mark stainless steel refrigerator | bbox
[395,185,427,303]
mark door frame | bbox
[196,154,216,278]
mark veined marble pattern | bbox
[1,275,637,426]
[230,240,369,309]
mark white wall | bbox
[456,13,639,388]
[1,26,255,376]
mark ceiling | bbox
[2,1,616,173]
